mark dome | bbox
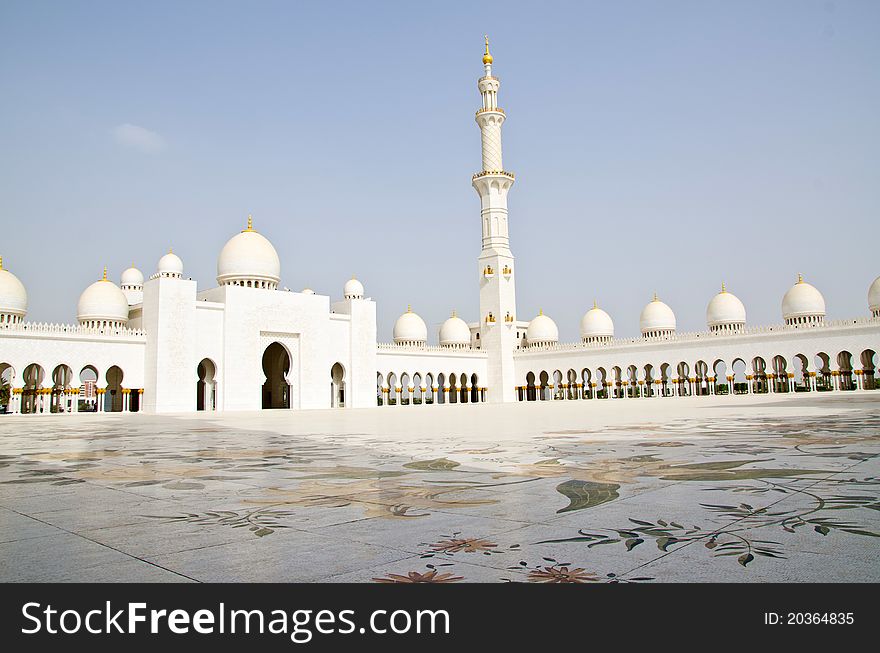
[344,276,364,299]
[0,257,27,322]
[393,306,427,345]
[439,311,471,348]
[157,249,184,278]
[120,265,144,288]
[706,284,746,332]
[301,287,315,295]
[868,275,880,317]
[782,274,825,325]
[580,302,614,341]
[526,310,558,346]
[640,294,676,336]
[77,269,129,327]
[216,215,281,289]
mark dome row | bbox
[389,275,872,348]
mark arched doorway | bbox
[79,366,98,412]
[331,363,345,408]
[0,363,13,413]
[262,342,291,409]
[52,364,74,413]
[197,358,217,411]
[22,363,45,414]
[105,366,124,412]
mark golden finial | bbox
[407,304,412,313]
[653,292,658,302]
[721,282,726,293]
[539,308,543,316]
[168,246,173,254]
[0,255,3,270]
[351,274,356,280]
[797,272,803,284]
[482,35,493,65]
[451,309,457,318]
[593,299,598,309]
[102,266,108,281]
[242,214,254,233]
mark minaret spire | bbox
[473,37,517,403]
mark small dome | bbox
[580,302,614,340]
[0,257,27,321]
[868,275,880,316]
[217,215,281,289]
[706,284,746,330]
[301,287,315,295]
[77,269,129,326]
[393,306,427,345]
[782,274,825,324]
[344,276,364,299]
[439,311,471,347]
[157,249,184,278]
[526,310,558,346]
[120,265,144,288]
[640,294,676,336]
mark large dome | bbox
[526,310,558,347]
[0,257,27,323]
[120,265,144,288]
[439,311,471,348]
[868,275,880,317]
[157,249,184,278]
[580,302,614,341]
[706,284,746,332]
[344,276,364,299]
[77,269,129,327]
[393,306,427,345]
[217,216,281,289]
[640,294,676,336]
[782,274,825,325]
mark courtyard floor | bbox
[1,392,878,583]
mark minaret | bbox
[473,36,518,403]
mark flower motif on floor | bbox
[372,569,464,583]
[527,565,599,583]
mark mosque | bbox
[1,39,879,415]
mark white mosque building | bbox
[1,40,879,415]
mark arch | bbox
[837,351,854,391]
[105,365,124,412]
[262,342,291,409]
[470,373,479,403]
[197,358,218,411]
[860,349,877,390]
[596,367,608,399]
[376,371,385,406]
[459,373,468,403]
[79,366,98,412]
[676,361,690,396]
[729,358,747,395]
[552,370,563,400]
[643,364,655,397]
[611,366,622,399]
[400,372,411,406]
[712,359,727,395]
[447,372,458,404]
[51,364,74,413]
[693,360,709,396]
[792,354,810,392]
[425,373,435,405]
[22,363,46,414]
[539,371,550,401]
[330,363,345,408]
[659,363,672,397]
[525,371,536,402]
[751,357,768,394]
[0,363,15,414]
[437,373,446,404]
[581,368,593,399]
[814,352,832,391]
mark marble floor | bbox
[1,392,878,583]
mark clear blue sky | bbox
[1,0,877,341]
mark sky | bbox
[1,0,878,342]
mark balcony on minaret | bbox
[483,265,495,278]
[504,312,514,324]
[502,265,512,277]
[485,312,496,324]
